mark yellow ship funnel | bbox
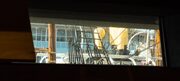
[109,27,128,49]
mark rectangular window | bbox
[30,16,164,67]
[31,23,48,49]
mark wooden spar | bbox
[48,23,56,63]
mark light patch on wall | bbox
[0,31,35,61]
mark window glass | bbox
[56,37,65,42]
[57,29,65,36]
[32,35,36,40]
[41,28,46,36]
[41,36,46,41]
[31,28,36,35]
[67,30,73,37]
[30,17,163,66]
[67,37,73,42]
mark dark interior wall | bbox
[28,1,180,16]
[28,1,162,16]
[163,15,180,67]
[6,65,173,81]
[0,0,180,81]
[0,64,180,81]
[0,0,35,62]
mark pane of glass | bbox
[37,28,41,36]
[67,37,73,42]
[57,37,66,42]
[76,31,81,39]
[57,37,61,41]
[56,42,61,48]
[41,36,46,41]
[57,29,65,36]
[41,28,46,36]
[37,36,41,41]
[31,28,36,34]
[60,37,66,42]
[67,30,73,36]
[30,17,163,66]
[32,35,36,40]
[85,32,92,38]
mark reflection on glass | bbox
[31,21,163,66]
[57,29,65,36]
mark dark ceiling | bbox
[28,1,163,25]
[28,1,179,16]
